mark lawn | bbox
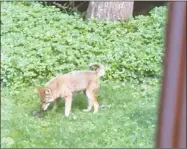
[1,81,160,148]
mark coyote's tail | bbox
[89,63,105,77]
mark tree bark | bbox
[87,1,134,21]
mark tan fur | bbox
[36,63,104,117]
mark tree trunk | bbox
[87,1,134,21]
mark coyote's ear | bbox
[35,88,45,100]
[36,88,45,93]
[34,88,38,93]
[33,88,43,93]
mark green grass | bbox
[1,81,160,148]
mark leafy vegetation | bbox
[1,1,167,148]
[1,2,167,88]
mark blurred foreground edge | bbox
[156,1,186,148]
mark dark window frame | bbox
[156,2,186,148]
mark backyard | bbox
[1,2,167,148]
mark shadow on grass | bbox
[44,92,88,113]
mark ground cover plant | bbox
[1,2,167,148]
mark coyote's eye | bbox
[45,90,49,94]
[44,88,51,95]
